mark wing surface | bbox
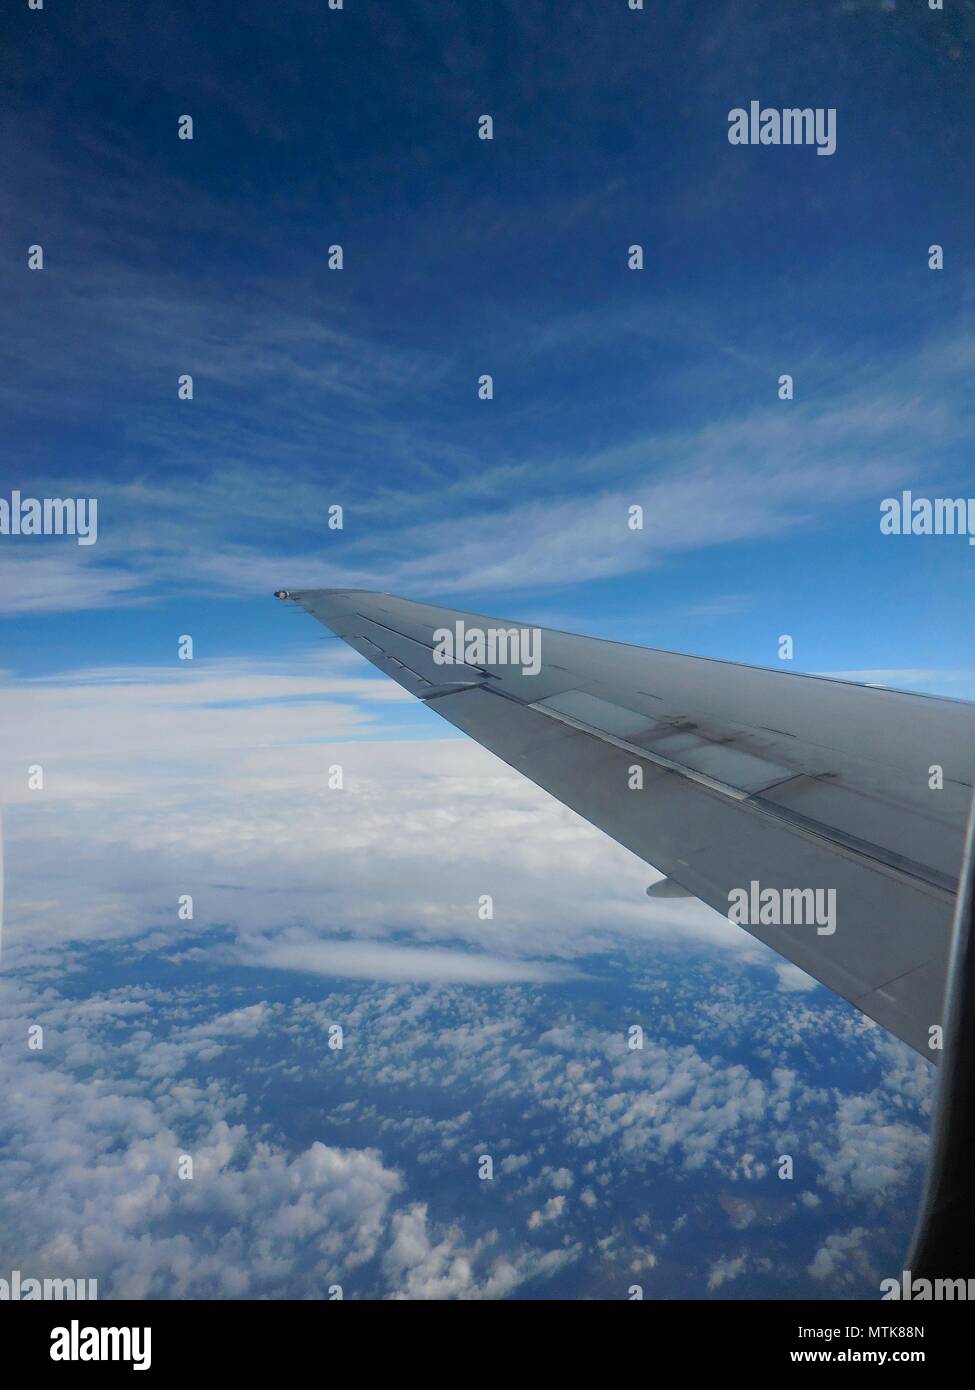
[282,588,975,1057]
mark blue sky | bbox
[0,0,972,1299]
[2,0,973,684]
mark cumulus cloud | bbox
[807,1228,874,1286]
[0,929,932,1301]
[707,1252,748,1291]
[809,1095,929,1203]
[382,1203,579,1300]
[774,963,818,993]
[0,974,598,1300]
[499,1153,531,1175]
[527,1195,566,1229]
[0,652,935,1301]
[0,1027,402,1297]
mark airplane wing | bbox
[277,588,975,1059]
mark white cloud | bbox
[3,327,972,610]
[707,1252,748,1291]
[382,1202,579,1300]
[499,1153,531,1175]
[809,1095,928,1203]
[527,1195,566,1229]
[0,996,403,1297]
[0,553,151,616]
[774,963,818,993]
[239,933,577,986]
[0,939,931,1300]
[0,974,596,1300]
[0,651,767,983]
[807,1227,874,1285]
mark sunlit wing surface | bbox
[280,589,975,1059]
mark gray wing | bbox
[280,588,975,1059]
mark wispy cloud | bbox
[236,933,580,985]
[4,328,972,613]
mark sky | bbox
[0,0,973,1300]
